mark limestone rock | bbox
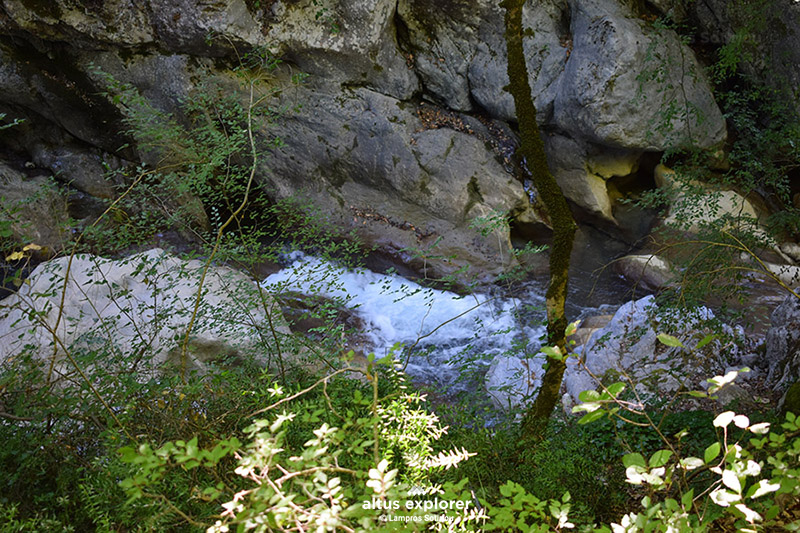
[268,0,419,99]
[544,134,641,223]
[0,41,127,154]
[766,296,800,389]
[0,0,155,45]
[0,162,68,253]
[763,263,800,288]
[467,0,568,122]
[0,249,292,377]
[397,0,568,120]
[655,165,764,234]
[261,82,540,283]
[614,254,676,292]
[564,296,732,402]
[0,0,262,55]
[29,141,117,199]
[781,242,800,264]
[554,0,726,150]
[485,354,546,411]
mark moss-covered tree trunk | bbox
[501,0,577,438]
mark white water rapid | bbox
[263,253,564,393]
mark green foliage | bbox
[633,3,800,317]
[0,504,70,533]
[4,16,800,533]
[0,112,23,131]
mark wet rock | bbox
[614,254,675,292]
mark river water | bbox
[262,226,632,393]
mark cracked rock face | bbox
[0,0,739,279]
[766,296,800,389]
[261,80,539,282]
[553,0,726,151]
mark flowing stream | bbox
[262,237,627,392]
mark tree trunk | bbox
[501,0,578,438]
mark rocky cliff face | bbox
[0,0,773,280]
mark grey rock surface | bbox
[0,162,68,253]
[554,0,726,150]
[563,296,734,402]
[485,354,546,411]
[766,296,800,389]
[614,254,676,292]
[0,249,292,376]
[268,0,419,100]
[0,0,744,282]
[261,80,540,282]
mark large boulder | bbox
[614,254,676,292]
[563,295,741,402]
[554,0,726,151]
[654,165,771,238]
[0,249,292,377]
[261,80,541,282]
[0,162,69,254]
[544,133,641,223]
[766,296,800,389]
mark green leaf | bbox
[118,446,139,463]
[704,442,721,464]
[606,382,625,397]
[649,450,672,468]
[765,504,781,521]
[565,321,580,337]
[681,489,694,509]
[577,410,606,425]
[657,333,684,348]
[623,453,647,469]
[541,346,563,360]
[696,334,716,349]
[578,389,601,402]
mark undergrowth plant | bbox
[2,9,800,533]
[630,5,800,318]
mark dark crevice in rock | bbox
[555,0,572,43]
[393,3,412,56]
[0,35,130,153]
